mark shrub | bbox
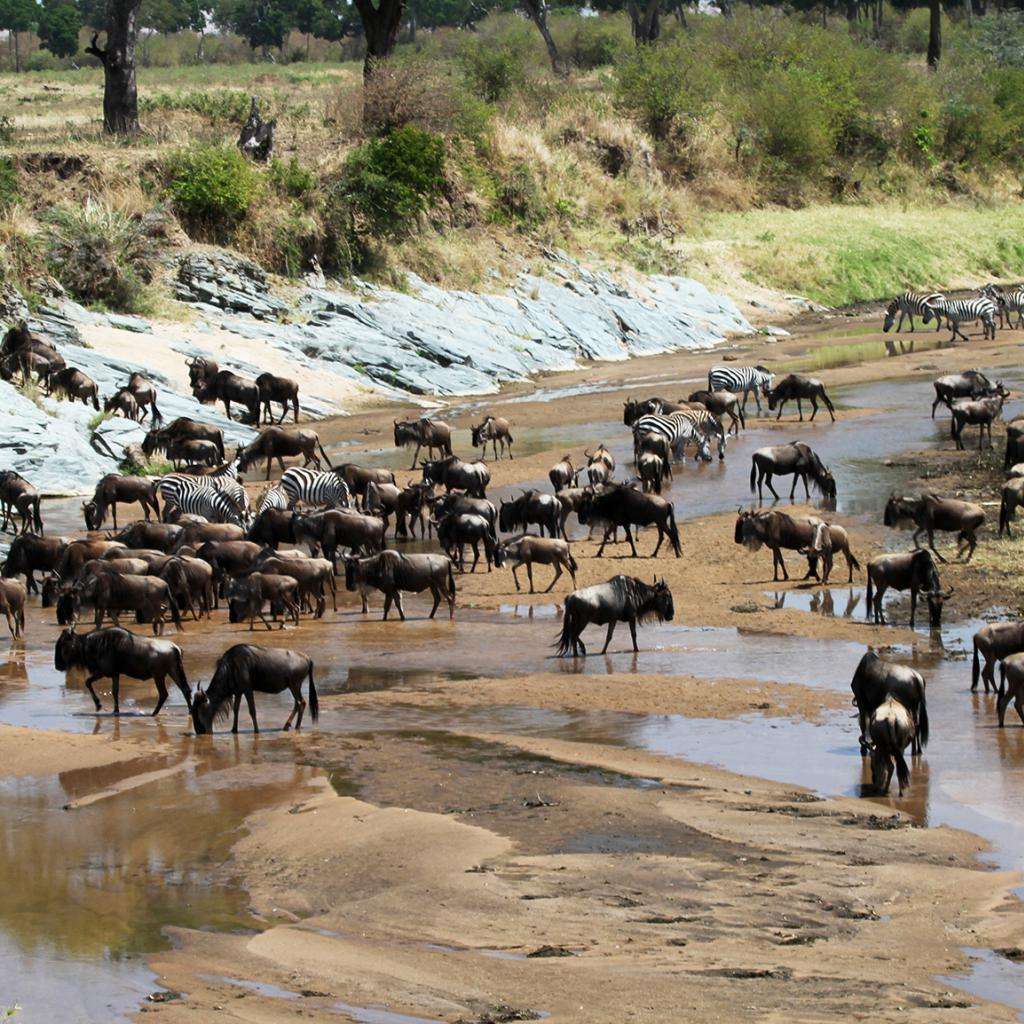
[565,15,629,70]
[0,158,18,212]
[141,89,252,122]
[457,25,534,103]
[166,145,262,237]
[495,162,545,226]
[268,156,317,200]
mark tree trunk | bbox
[85,0,143,135]
[629,0,661,44]
[520,0,563,74]
[12,31,20,74]
[845,0,857,21]
[354,0,406,82]
[927,0,941,67]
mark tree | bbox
[627,0,660,43]
[519,0,562,73]
[353,0,405,80]
[85,0,145,134]
[214,0,298,53]
[927,0,941,66]
[38,0,83,58]
[0,0,38,72]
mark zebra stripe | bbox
[931,297,997,342]
[707,366,774,412]
[884,291,945,333]
[279,467,351,509]
[255,484,288,514]
[157,475,245,525]
[670,407,727,459]
[982,284,1024,329]
[633,413,710,462]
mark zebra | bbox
[157,475,246,525]
[882,291,945,334]
[279,467,351,510]
[669,407,727,460]
[982,284,1024,329]
[633,413,712,464]
[200,458,249,516]
[255,484,288,514]
[927,296,997,343]
[707,365,774,414]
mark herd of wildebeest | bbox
[1,304,1023,797]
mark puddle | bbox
[211,975,301,1000]
[332,1000,443,1024]
[940,948,1024,1020]
[766,587,867,618]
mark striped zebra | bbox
[670,407,727,460]
[633,413,712,464]
[157,475,246,525]
[982,284,1024,329]
[707,365,774,414]
[200,459,249,516]
[930,296,997,343]
[255,484,288,514]
[280,467,351,509]
[882,291,945,334]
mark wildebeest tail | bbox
[894,742,911,794]
[865,573,874,620]
[567,552,579,573]
[33,497,43,534]
[555,598,579,657]
[447,559,457,599]
[151,397,162,425]
[972,640,981,690]
[749,458,757,493]
[916,691,929,749]
[316,437,333,469]
[1000,490,1012,535]
[307,660,319,722]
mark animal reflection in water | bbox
[771,587,863,618]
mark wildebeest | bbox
[74,573,183,635]
[124,371,161,423]
[55,625,190,715]
[0,470,43,535]
[734,509,858,583]
[555,575,673,657]
[193,369,260,424]
[393,417,452,469]
[337,463,395,505]
[143,418,225,462]
[622,397,689,426]
[1007,418,1024,470]
[586,444,615,474]
[437,513,497,573]
[172,520,246,550]
[0,322,65,388]
[577,485,681,558]
[47,366,100,409]
[369,481,431,538]
[494,535,577,593]
[421,455,490,499]
[766,374,836,423]
[56,539,127,580]
[293,509,386,565]
[247,508,299,548]
[883,493,985,562]
[166,439,220,470]
[637,451,666,494]
[997,653,1024,727]
[999,477,1024,537]
[226,572,301,630]
[191,644,318,734]
[549,455,576,491]
[344,550,456,620]
[498,491,561,539]
[254,552,336,616]
[151,555,216,620]
[256,372,300,424]
[195,540,263,591]
[471,416,514,460]
[83,475,160,531]
[0,579,26,638]
[850,650,928,757]
[236,427,331,481]
[1,533,66,593]
[972,621,1024,693]
[931,370,998,418]
[951,392,1006,451]
[869,698,916,796]
[865,549,950,627]
[687,389,745,434]
[104,387,143,422]
[113,520,184,553]
[431,493,496,539]
[749,442,836,505]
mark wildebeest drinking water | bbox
[766,374,836,422]
[850,650,929,758]
[749,442,836,505]
[865,549,950,627]
[883,493,985,562]
[191,644,318,734]
[82,474,160,531]
[869,698,916,796]
[555,575,673,657]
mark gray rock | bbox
[176,251,288,320]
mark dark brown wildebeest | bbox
[371,482,430,538]
[166,438,220,470]
[337,463,395,505]
[56,539,126,581]
[83,475,160,531]
[0,471,43,535]
[498,491,561,539]
[112,520,184,553]
[293,509,386,566]
[55,625,191,716]
[997,653,1024,727]
[430,493,495,539]
[549,455,577,492]
[247,508,299,549]
[577,484,681,559]
[999,477,1024,537]
[931,370,999,418]
[972,621,1024,693]
[344,549,456,620]
[869,698,916,796]
[80,556,151,580]
[191,644,317,735]
[256,372,299,424]
[421,455,490,499]
[1007,418,1024,470]
[104,388,143,422]
[494,534,577,593]
[125,371,161,423]
[0,322,65,388]
[951,392,1007,451]
[150,554,216,620]
[193,369,260,424]
[172,520,246,550]
[236,427,332,481]
[195,540,263,592]
[637,451,666,494]
[555,575,673,657]
[850,649,928,757]
[254,552,336,616]
[750,442,836,504]
[2,533,66,594]
[143,418,225,462]
[471,416,514,461]
[74,573,183,635]
[766,374,836,423]
[734,509,857,583]
[226,572,301,630]
[0,579,26,638]
[47,366,100,410]
[687,389,745,435]
[186,356,218,391]
[622,397,689,426]
[393,417,452,469]
[883,493,985,563]
[437,512,497,573]
[637,432,673,483]
[865,549,950,628]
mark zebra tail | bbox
[307,661,319,721]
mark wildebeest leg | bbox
[527,562,535,594]
[909,587,918,628]
[789,474,798,500]
[809,397,817,421]
[428,586,441,619]
[395,591,406,621]
[962,529,978,563]
[997,682,1012,726]
[470,541,480,574]
[765,473,779,501]
[797,397,804,421]
[410,441,422,471]
[628,618,639,652]
[774,546,789,582]
[926,526,946,563]
[775,399,784,422]
[511,564,521,591]
[382,593,393,620]
[152,676,169,716]
[231,693,242,733]
[110,674,121,716]
[84,672,103,711]
[283,683,305,730]
[595,526,612,557]
[624,524,639,558]
[601,620,617,654]
[544,563,560,593]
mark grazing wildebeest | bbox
[687,389,745,434]
[869,698,916,796]
[256,372,300,424]
[2,533,66,594]
[344,550,456,620]
[293,508,386,565]
[494,535,577,593]
[471,416,514,460]
[191,644,317,734]
[734,509,858,583]
[226,572,301,630]
[883,493,985,563]
[972,621,1024,694]
[555,575,673,657]
[421,456,490,499]
[236,427,332,481]
[104,388,143,422]
[83,475,160,531]
[865,549,950,627]
[0,579,26,638]
[254,552,336,616]
[193,369,260,424]
[549,455,576,492]
[850,650,929,757]
[498,491,561,539]
[767,374,836,423]
[0,471,43,535]
[1000,477,1024,537]
[393,417,452,469]
[577,485,681,558]
[337,463,395,505]
[125,371,161,423]
[437,513,497,573]
[749,442,836,505]
[75,573,183,635]
[47,366,100,409]
[951,392,1006,451]
[637,451,666,494]
[931,370,998,418]
[166,439,220,470]
[143,418,225,462]
[55,625,190,715]
[997,653,1024,727]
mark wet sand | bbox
[2,311,1024,1022]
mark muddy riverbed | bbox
[2,313,1024,1023]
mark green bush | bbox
[339,126,446,237]
[495,162,545,226]
[268,156,317,200]
[166,145,263,236]
[141,89,252,122]
[565,16,629,69]
[0,158,18,212]
[457,26,533,103]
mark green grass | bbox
[783,333,945,372]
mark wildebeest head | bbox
[623,400,640,426]
[55,586,80,626]
[470,417,493,448]
[882,299,898,333]
[53,626,84,672]
[190,686,213,734]
[343,556,361,592]
[394,420,422,447]
[647,578,674,623]
[492,542,507,569]
[734,509,763,550]
[926,587,952,627]
[141,428,163,457]
[884,494,918,529]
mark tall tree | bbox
[0,0,38,72]
[85,0,144,133]
[519,0,562,74]
[215,0,297,54]
[627,0,660,43]
[38,0,83,57]
[927,0,941,66]
[353,0,405,80]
